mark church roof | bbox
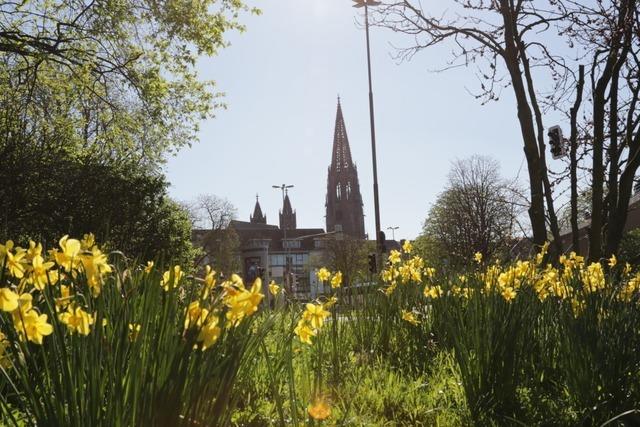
[331,99,354,173]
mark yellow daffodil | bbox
[401,309,419,325]
[423,285,442,299]
[197,316,222,350]
[582,262,605,293]
[59,305,94,335]
[474,252,483,263]
[0,288,19,312]
[0,240,15,263]
[402,240,413,253]
[54,235,82,271]
[55,285,72,311]
[29,255,56,290]
[160,265,184,291]
[184,301,210,330]
[608,254,617,267]
[81,247,112,296]
[303,302,330,329]
[424,267,436,279]
[316,268,331,282]
[268,280,280,296]
[5,250,26,279]
[14,310,53,345]
[144,261,154,274]
[501,286,517,302]
[26,240,42,262]
[619,274,639,302]
[388,250,401,265]
[294,319,316,345]
[330,271,342,289]
[224,278,263,326]
[308,397,332,420]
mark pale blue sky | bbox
[165,0,564,240]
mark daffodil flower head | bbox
[388,250,401,265]
[308,396,332,420]
[303,302,330,329]
[197,316,221,350]
[316,267,331,282]
[268,280,280,296]
[14,310,53,345]
[0,288,19,312]
[294,318,316,345]
[401,309,419,325]
[59,305,94,336]
[144,261,154,274]
[55,235,82,272]
[330,271,342,288]
[160,265,184,291]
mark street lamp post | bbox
[386,226,399,241]
[272,184,294,293]
[352,0,382,270]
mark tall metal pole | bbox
[273,184,294,293]
[364,3,382,270]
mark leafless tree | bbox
[423,156,521,264]
[376,0,640,259]
[186,194,239,273]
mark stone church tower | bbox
[325,99,365,239]
[279,191,297,230]
[250,195,266,224]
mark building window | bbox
[283,239,301,249]
[336,183,342,200]
[346,181,351,199]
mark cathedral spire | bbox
[326,99,365,238]
[331,97,354,173]
[250,194,266,224]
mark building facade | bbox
[193,98,370,300]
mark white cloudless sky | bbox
[165,0,567,240]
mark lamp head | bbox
[352,0,381,8]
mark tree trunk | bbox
[570,65,584,253]
[500,0,547,248]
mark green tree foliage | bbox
[0,0,256,163]
[0,141,198,265]
[0,0,252,263]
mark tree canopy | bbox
[0,0,256,165]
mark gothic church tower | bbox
[279,191,297,230]
[325,99,365,239]
[250,195,266,224]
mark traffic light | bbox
[377,230,387,253]
[368,253,377,273]
[548,125,566,159]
